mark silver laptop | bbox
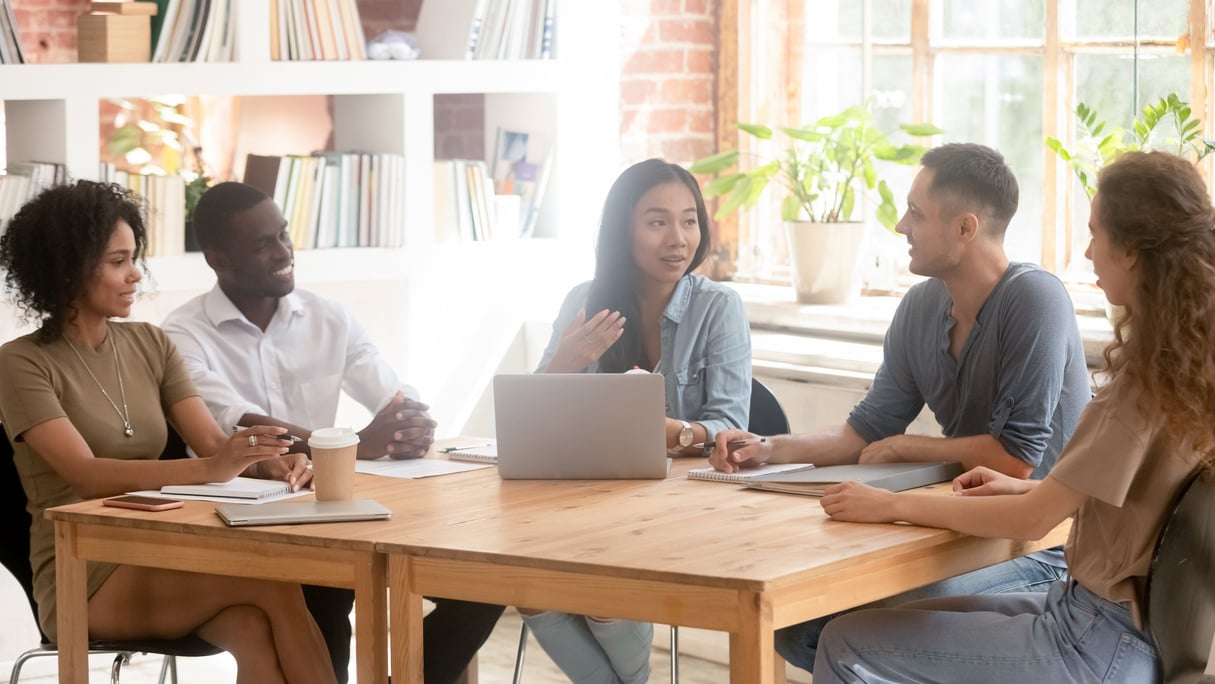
[215,499,392,526]
[492,373,671,479]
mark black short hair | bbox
[920,143,1019,236]
[192,181,271,251]
[0,180,147,342]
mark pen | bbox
[440,443,493,453]
[694,437,768,450]
[232,426,304,443]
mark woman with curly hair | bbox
[808,150,1215,683]
[0,180,336,684]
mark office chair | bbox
[512,377,792,683]
[1144,469,1215,684]
[1,424,220,684]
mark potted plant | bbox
[690,104,941,304]
[1046,92,1213,325]
[1046,92,1214,199]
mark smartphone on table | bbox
[102,495,185,511]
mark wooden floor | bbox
[1,609,733,683]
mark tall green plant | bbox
[1046,93,1215,198]
[689,104,941,232]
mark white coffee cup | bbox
[308,427,360,501]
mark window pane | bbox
[805,0,910,43]
[873,0,911,42]
[1064,53,1191,273]
[1063,0,1188,40]
[934,55,1044,265]
[936,0,1044,41]
[806,0,862,42]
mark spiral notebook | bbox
[161,476,292,501]
[442,444,498,464]
[687,463,815,483]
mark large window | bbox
[721,0,1213,293]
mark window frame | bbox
[716,0,1213,289]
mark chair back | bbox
[1145,469,1215,683]
[747,378,790,436]
[0,423,47,642]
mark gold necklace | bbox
[65,333,134,438]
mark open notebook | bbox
[162,476,291,501]
[215,499,392,527]
[746,461,964,497]
[687,463,815,483]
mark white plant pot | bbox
[784,220,865,304]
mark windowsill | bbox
[730,282,1115,374]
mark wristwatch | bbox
[677,420,694,448]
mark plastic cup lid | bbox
[308,427,360,449]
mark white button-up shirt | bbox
[162,285,417,432]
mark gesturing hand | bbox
[544,308,626,374]
[359,392,437,461]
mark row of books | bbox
[433,157,547,242]
[0,0,23,64]
[416,0,556,61]
[244,151,405,249]
[270,0,367,61]
[97,167,188,257]
[0,162,66,234]
[151,0,238,62]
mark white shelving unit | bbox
[0,0,620,433]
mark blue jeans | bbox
[521,611,652,684]
[813,580,1157,683]
[775,555,1066,672]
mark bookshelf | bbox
[0,0,618,432]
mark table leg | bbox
[354,554,388,684]
[729,592,777,683]
[54,521,88,684]
[388,556,425,684]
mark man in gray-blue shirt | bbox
[710,143,1090,673]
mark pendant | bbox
[124,426,134,438]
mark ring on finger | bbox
[248,435,258,447]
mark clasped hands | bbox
[360,391,437,460]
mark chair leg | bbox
[669,625,679,684]
[110,651,131,684]
[10,647,57,683]
[512,622,529,684]
[157,655,179,684]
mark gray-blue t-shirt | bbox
[847,262,1090,480]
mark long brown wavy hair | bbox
[1096,151,1215,465]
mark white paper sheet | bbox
[354,457,492,479]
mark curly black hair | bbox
[0,180,148,343]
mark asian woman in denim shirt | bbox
[520,158,752,683]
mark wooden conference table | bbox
[49,455,1068,684]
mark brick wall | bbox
[10,0,89,64]
[619,0,718,166]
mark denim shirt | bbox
[537,274,752,440]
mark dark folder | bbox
[746,461,964,497]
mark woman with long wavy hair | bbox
[810,150,1215,683]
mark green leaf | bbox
[781,195,803,222]
[781,127,825,142]
[738,123,773,139]
[899,123,944,137]
[687,150,740,175]
[815,113,849,129]
[1044,137,1072,161]
[702,173,745,198]
[714,176,755,219]
[876,200,899,232]
[862,158,877,188]
[840,186,856,221]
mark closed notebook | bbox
[215,499,392,527]
[162,476,292,501]
[444,445,498,464]
[746,461,964,496]
[687,463,815,483]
